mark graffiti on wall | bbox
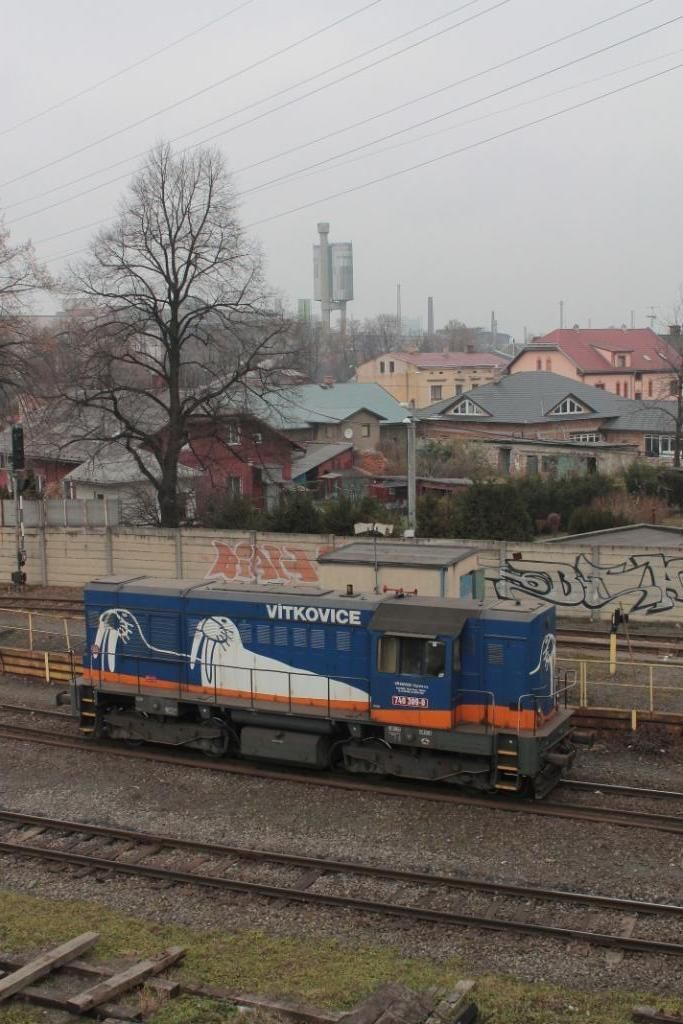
[490,552,683,615]
[208,540,331,585]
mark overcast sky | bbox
[2,0,683,342]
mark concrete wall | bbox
[6,525,683,624]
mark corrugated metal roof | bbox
[318,541,478,567]
[547,524,683,547]
[292,442,353,477]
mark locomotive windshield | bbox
[377,635,446,677]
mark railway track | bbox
[0,807,681,957]
[0,720,681,835]
[557,626,683,660]
[0,596,84,617]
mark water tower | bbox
[313,222,353,332]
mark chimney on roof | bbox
[669,324,682,337]
[323,375,335,387]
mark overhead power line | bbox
[3,0,502,216]
[33,45,683,245]
[6,0,661,230]
[230,0,662,181]
[0,0,386,191]
[240,11,683,198]
[0,0,255,137]
[303,45,683,184]
[244,60,683,229]
[37,57,683,267]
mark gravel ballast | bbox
[0,714,682,997]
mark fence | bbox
[558,656,683,716]
[0,499,121,528]
[0,608,85,654]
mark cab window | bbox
[377,635,446,676]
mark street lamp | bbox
[403,415,417,536]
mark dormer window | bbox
[549,396,588,415]
[614,353,628,368]
[451,398,486,416]
[226,422,241,445]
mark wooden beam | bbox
[0,932,99,1002]
[66,946,185,1014]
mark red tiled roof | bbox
[525,329,679,373]
[384,351,508,369]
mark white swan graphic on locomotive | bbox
[92,607,369,705]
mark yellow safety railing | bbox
[558,656,683,716]
[0,607,85,654]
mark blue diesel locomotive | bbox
[75,575,577,796]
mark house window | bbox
[536,359,542,371]
[615,354,627,367]
[623,382,628,398]
[451,398,485,416]
[361,423,371,438]
[227,475,242,497]
[550,397,585,415]
[226,422,240,445]
[526,455,539,474]
[635,372,642,381]
[671,380,678,396]
[595,382,605,390]
[569,432,601,444]
[430,385,443,401]
[645,435,679,457]
[455,384,463,395]
[377,635,445,677]
[389,361,395,372]
[616,382,621,396]
[252,432,263,445]
[541,456,558,475]
[379,361,385,374]
[545,358,552,372]
[648,380,653,397]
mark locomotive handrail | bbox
[516,675,578,735]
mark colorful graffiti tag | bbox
[489,552,683,615]
[208,540,331,585]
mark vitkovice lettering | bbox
[266,604,362,625]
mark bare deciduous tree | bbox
[51,142,289,527]
[0,219,52,410]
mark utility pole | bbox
[10,424,26,588]
[491,310,498,349]
[405,413,417,536]
[427,296,434,337]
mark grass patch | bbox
[0,890,680,1023]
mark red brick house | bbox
[179,414,303,509]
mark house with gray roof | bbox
[240,382,407,452]
[409,371,675,478]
